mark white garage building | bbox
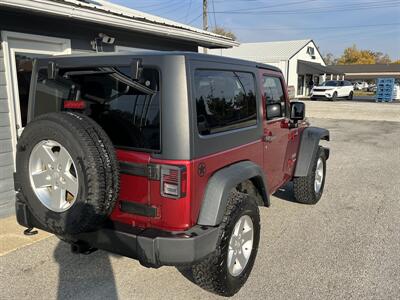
[211,39,343,97]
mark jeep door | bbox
[260,70,295,192]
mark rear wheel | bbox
[293,146,326,204]
[16,112,119,235]
[188,191,260,297]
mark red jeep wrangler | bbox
[15,52,329,296]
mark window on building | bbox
[307,46,315,55]
[194,70,257,135]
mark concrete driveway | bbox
[1,103,399,299]
[304,99,400,122]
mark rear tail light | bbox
[160,165,186,199]
[64,100,86,110]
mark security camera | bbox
[98,33,115,44]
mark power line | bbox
[188,13,203,25]
[229,22,400,31]
[145,1,184,15]
[217,0,398,13]
[314,26,400,41]
[132,1,179,10]
[210,0,400,15]
[184,0,193,23]
[218,0,317,13]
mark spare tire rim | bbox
[29,140,79,212]
[314,157,324,194]
[227,215,254,277]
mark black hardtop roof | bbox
[36,51,281,73]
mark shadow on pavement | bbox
[54,241,118,300]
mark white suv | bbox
[311,80,354,101]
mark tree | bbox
[374,52,391,64]
[337,44,392,64]
[211,26,237,40]
[337,45,375,64]
[323,53,338,65]
[392,59,400,64]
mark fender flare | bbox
[197,161,269,226]
[294,127,330,177]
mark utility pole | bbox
[203,0,208,53]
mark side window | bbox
[262,76,287,120]
[195,70,257,135]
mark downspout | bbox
[286,59,290,85]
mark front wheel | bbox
[331,91,338,101]
[189,191,260,297]
[293,146,327,204]
[347,91,354,100]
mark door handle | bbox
[264,135,275,143]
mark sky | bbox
[109,0,400,61]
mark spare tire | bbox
[15,112,119,235]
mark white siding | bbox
[289,41,325,96]
[0,43,16,217]
[260,60,288,80]
[208,49,289,82]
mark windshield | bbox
[320,81,339,87]
[33,66,161,151]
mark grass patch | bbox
[354,90,375,96]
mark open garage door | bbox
[1,31,71,163]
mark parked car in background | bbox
[367,84,377,93]
[353,81,369,90]
[311,80,354,101]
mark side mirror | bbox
[290,101,305,121]
[266,103,282,120]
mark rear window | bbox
[194,70,257,135]
[34,66,161,151]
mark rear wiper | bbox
[102,67,155,95]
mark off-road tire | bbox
[15,112,119,235]
[189,191,260,297]
[293,146,326,204]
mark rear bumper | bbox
[16,199,220,268]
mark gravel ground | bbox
[1,117,399,300]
